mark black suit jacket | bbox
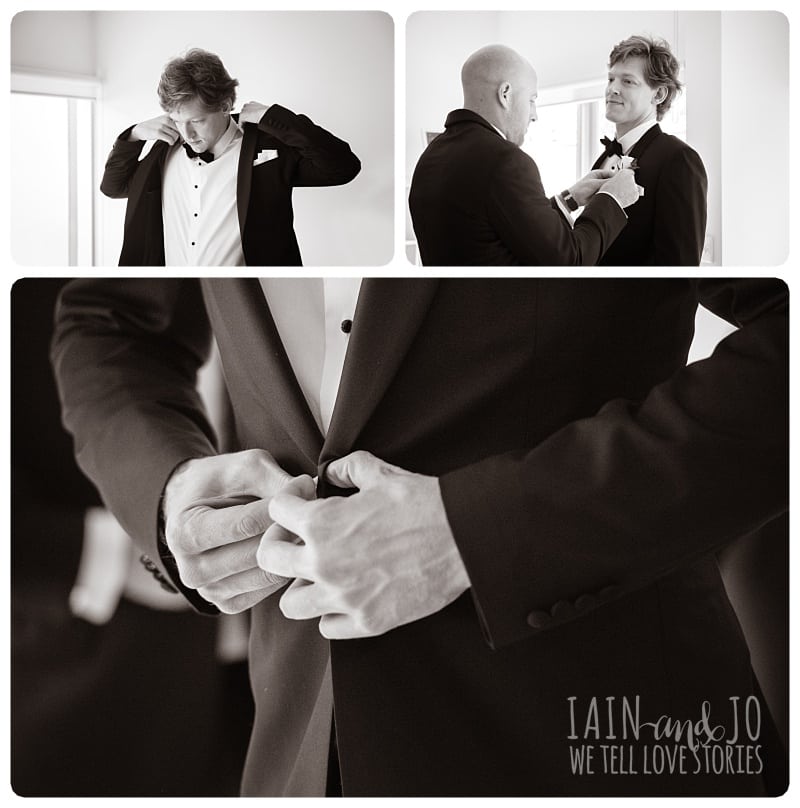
[100,105,360,266]
[51,278,787,796]
[592,124,707,265]
[409,109,626,265]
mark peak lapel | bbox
[321,279,439,463]
[236,119,257,237]
[201,278,324,469]
[629,123,662,161]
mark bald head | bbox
[461,44,538,146]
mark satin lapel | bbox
[201,278,324,468]
[629,123,662,161]
[321,278,440,462]
[236,119,257,238]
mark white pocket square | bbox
[253,149,279,166]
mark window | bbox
[10,73,97,266]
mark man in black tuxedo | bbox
[101,48,360,266]
[408,44,641,265]
[52,277,787,797]
[592,34,708,265]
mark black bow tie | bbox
[600,136,624,158]
[182,142,214,163]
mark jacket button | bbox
[340,319,353,333]
[526,610,551,629]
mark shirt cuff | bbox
[553,194,575,227]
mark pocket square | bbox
[253,149,279,166]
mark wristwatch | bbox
[560,189,579,212]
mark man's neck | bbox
[615,113,657,140]
[463,105,507,139]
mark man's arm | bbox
[51,279,218,609]
[652,145,708,265]
[241,102,361,187]
[439,278,787,647]
[487,148,633,265]
[260,279,787,645]
[99,115,179,199]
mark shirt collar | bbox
[211,117,241,159]
[617,117,658,154]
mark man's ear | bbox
[497,81,512,110]
[653,85,668,105]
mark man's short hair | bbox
[157,48,239,113]
[609,35,682,120]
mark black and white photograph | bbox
[5,3,794,803]
[10,10,393,266]
[11,276,789,798]
[405,10,789,266]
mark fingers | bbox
[319,613,375,640]
[175,534,261,587]
[278,578,329,620]
[257,521,310,579]
[170,496,274,556]
[168,450,295,512]
[278,581,370,639]
[198,567,289,614]
[325,450,394,490]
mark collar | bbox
[444,109,506,139]
[617,118,658,154]
[210,117,242,159]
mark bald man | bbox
[409,44,640,265]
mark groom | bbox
[591,34,708,265]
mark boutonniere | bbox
[610,155,639,172]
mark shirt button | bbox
[194,213,198,217]
[526,610,551,629]
[340,319,353,333]
[191,241,195,246]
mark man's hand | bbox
[239,101,270,126]
[257,451,471,639]
[163,449,314,613]
[567,169,615,207]
[129,114,180,145]
[597,168,643,209]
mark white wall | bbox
[406,10,789,266]
[11,11,96,76]
[721,11,789,265]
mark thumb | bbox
[281,474,317,501]
[325,450,391,490]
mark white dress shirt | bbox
[259,279,362,435]
[163,119,245,266]
[600,117,659,169]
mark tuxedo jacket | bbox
[408,109,627,265]
[51,278,788,796]
[592,124,707,265]
[100,105,361,266]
